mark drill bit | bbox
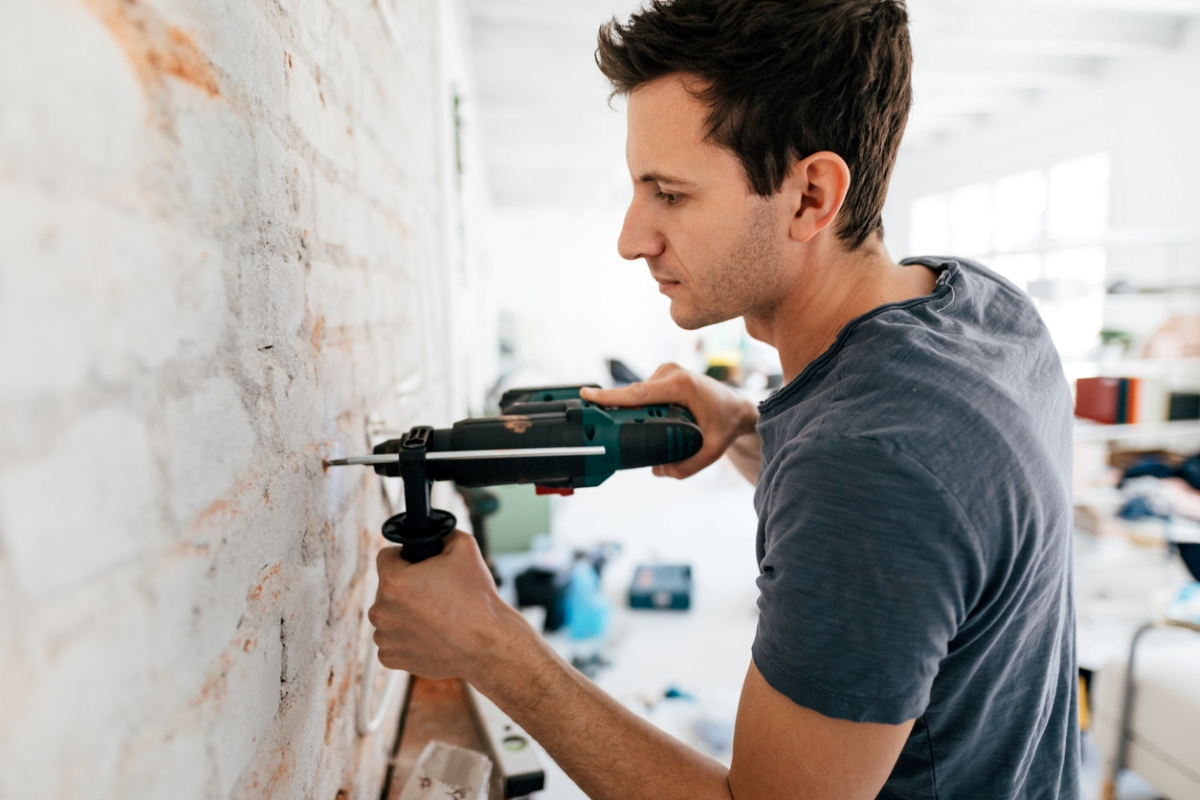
[324,454,400,467]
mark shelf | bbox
[1106,291,1200,299]
[1074,419,1200,443]
[1062,358,1200,379]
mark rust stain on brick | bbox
[253,748,295,798]
[325,664,353,742]
[310,316,326,350]
[248,563,282,602]
[193,497,244,527]
[83,0,220,98]
[193,651,234,707]
[164,539,211,560]
[381,209,411,237]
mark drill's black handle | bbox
[377,426,457,562]
[382,509,457,563]
[399,533,447,563]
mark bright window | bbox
[908,154,1111,358]
[1048,154,1110,241]
[949,183,993,256]
[910,194,949,255]
[993,170,1046,252]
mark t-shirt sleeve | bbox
[752,436,983,724]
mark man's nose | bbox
[617,196,665,262]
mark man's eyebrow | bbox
[638,172,695,187]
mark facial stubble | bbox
[670,198,789,330]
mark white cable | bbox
[357,638,402,736]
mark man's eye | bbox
[655,191,682,205]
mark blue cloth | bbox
[1118,496,1164,521]
[1178,454,1200,492]
[752,258,1079,798]
[1118,459,1175,487]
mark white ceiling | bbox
[464,0,1200,209]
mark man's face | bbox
[618,75,791,330]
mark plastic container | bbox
[565,560,611,640]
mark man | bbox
[369,1,1080,797]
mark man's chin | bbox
[668,300,734,331]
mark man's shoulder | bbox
[760,257,1069,461]
[756,256,1073,538]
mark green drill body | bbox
[370,385,703,492]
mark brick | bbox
[287,53,356,173]
[0,578,154,799]
[111,728,208,800]
[267,368,325,456]
[0,1,149,195]
[172,103,258,228]
[162,377,257,525]
[0,188,227,399]
[312,168,378,257]
[286,148,317,232]
[238,234,307,351]
[0,409,155,597]
[306,259,367,330]
[210,614,284,797]
[179,0,288,124]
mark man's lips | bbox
[652,274,682,293]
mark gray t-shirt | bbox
[752,257,1079,798]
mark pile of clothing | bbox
[1118,453,1200,581]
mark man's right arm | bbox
[371,533,914,800]
[726,432,761,484]
[580,363,762,484]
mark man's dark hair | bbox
[597,0,912,249]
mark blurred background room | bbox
[1,0,1199,798]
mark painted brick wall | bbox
[0,0,483,797]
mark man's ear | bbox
[782,152,851,245]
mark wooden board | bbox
[384,677,505,800]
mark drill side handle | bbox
[379,427,457,563]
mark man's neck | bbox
[745,239,937,384]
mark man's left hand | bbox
[368,530,522,681]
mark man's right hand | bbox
[580,363,759,480]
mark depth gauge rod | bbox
[324,446,607,467]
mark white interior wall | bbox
[438,0,496,416]
[486,207,706,389]
[884,18,1200,344]
[0,1,487,797]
